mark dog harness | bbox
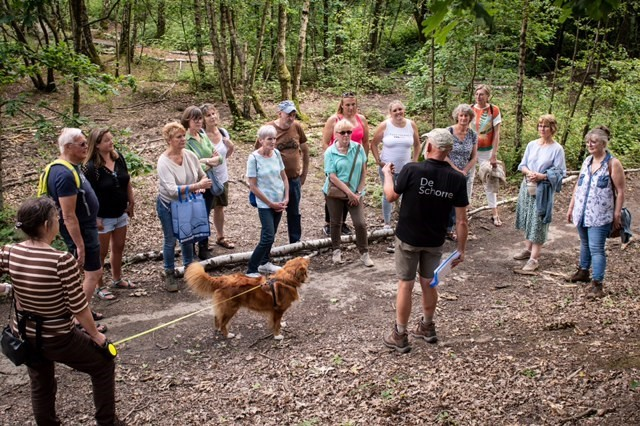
[265,278,278,307]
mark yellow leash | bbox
[113,285,262,346]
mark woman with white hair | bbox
[566,125,625,298]
[324,119,372,266]
[245,125,289,277]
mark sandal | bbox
[491,215,503,227]
[216,237,235,249]
[112,278,137,289]
[92,311,105,321]
[95,287,116,301]
[446,231,457,241]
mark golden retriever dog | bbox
[185,257,310,340]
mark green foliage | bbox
[0,207,18,246]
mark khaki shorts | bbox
[395,237,443,281]
[212,182,229,208]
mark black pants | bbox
[27,328,117,425]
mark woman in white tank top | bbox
[371,100,421,227]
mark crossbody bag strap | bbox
[345,145,361,190]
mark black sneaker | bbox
[341,224,352,235]
[410,317,437,343]
[323,224,330,236]
[383,326,411,353]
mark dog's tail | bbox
[184,262,261,297]
[184,262,225,296]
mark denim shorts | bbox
[98,213,129,234]
[395,237,443,281]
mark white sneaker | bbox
[258,262,282,274]
[522,258,539,272]
[244,272,261,278]
[383,224,392,230]
[332,249,343,264]
[361,252,374,267]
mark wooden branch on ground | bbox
[116,84,175,110]
[173,228,395,276]
[3,176,38,189]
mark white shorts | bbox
[98,213,129,234]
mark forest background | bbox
[0,0,639,226]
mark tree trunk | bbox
[276,2,291,100]
[204,0,241,122]
[77,0,101,67]
[469,34,479,102]
[367,0,386,66]
[223,1,251,118]
[322,0,329,59]
[119,0,132,65]
[156,0,166,39]
[193,0,207,79]
[70,0,84,115]
[561,23,601,147]
[514,0,529,154]
[430,36,436,128]
[578,58,602,160]
[548,54,560,113]
[247,0,270,118]
[292,0,311,102]
[413,1,428,44]
[101,0,111,30]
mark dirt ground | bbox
[0,84,639,425]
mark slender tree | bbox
[514,0,529,152]
[276,1,291,100]
[292,0,311,102]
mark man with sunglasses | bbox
[45,128,105,331]
[256,100,309,243]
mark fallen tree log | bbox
[173,228,395,276]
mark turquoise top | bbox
[323,141,367,195]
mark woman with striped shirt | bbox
[0,197,120,425]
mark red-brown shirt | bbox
[255,121,308,179]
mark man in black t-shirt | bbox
[47,128,105,327]
[382,128,469,353]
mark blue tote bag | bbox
[171,186,210,244]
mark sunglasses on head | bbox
[342,92,356,98]
[338,130,353,136]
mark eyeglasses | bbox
[586,140,600,146]
[342,92,355,98]
[69,141,88,148]
[338,130,353,136]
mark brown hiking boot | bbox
[164,270,178,292]
[410,317,438,343]
[569,268,590,283]
[383,326,411,353]
[586,280,605,299]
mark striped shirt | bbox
[0,243,88,338]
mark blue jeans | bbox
[287,177,302,243]
[378,167,399,225]
[577,222,612,282]
[247,208,282,273]
[156,196,195,271]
